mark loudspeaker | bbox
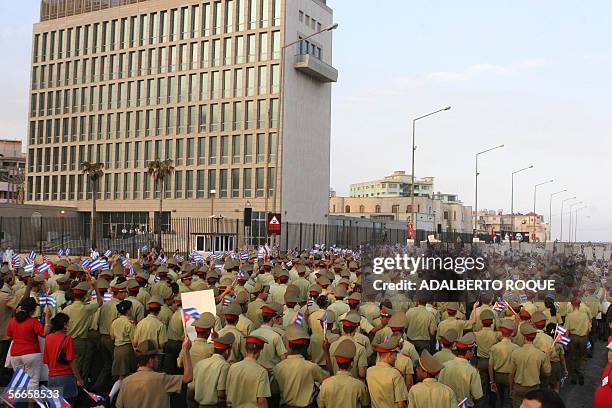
[437,224,442,234]
[244,207,252,225]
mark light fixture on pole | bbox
[532,179,554,242]
[510,165,534,236]
[548,189,566,241]
[573,206,587,243]
[474,144,504,235]
[560,196,576,241]
[410,106,451,238]
[568,201,582,242]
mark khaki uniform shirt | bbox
[167,308,184,341]
[116,366,182,408]
[400,340,420,367]
[274,354,327,407]
[150,281,170,298]
[237,313,254,336]
[64,300,101,339]
[133,314,168,348]
[250,324,287,371]
[489,338,520,374]
[309,331,340,366]
[565,309,590,336]
[178,338,214,368]
[353,332,373,358]
[136,286,151,308]
[292,276,311,301]
[269,283,287,306]
[407,378,458,408]
[330,335,368,379]
[510,343,551,387]
[405,305,437,341]
[189,279,208,292]
[158,304,173,327]
[126,296,145,323]
[226,357,271,408]
[111,315,134,346]
[533,331,554,355]
[438,357,483,407]
[308,309,325,334]
[50,289,66,312]
[192,354,230,405]
[473,305,499,332]
[438,317,471,340]
[0,284,17,341]
[372,326,392,347]
[359,302,381,324]
[217,324,244,364]
[246,298,265,329]
[317,370,369,408]
[98,298,120,335]
[474,327,502,359]
[328,300,350,318]
[434,348,456,366]
[177,282,192,294]
[366,361,408,408]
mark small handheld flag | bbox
[223,295,234,306]
[555,333,571,346]
[65,248,71,256]
[183,307,200,321]
[104,250,112,258]
[57,248,64,257]
[292,311,304,326]
[458,398,469,408]
[493,301,507,313]
[83,388,105,403]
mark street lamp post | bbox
[560,197,576,241]
[532,179,554,242]
[548,190,566,241]
[272,23,338,216]
[568,201,582,242]
[573,206,587,242]
[410,107,451,238]
[510,165,534,237]
[474,144,504,235]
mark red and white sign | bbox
[408,223,414,239]
[267,213,282,235]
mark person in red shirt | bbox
[43,312,83,403]
[594,341,612,408]
[6,296,50,389]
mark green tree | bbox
[148,158,175,250]
[81,161,104,248]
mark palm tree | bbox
[82,161,105,248]
[148,158,175,250]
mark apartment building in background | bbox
[476,209,550,242]
[0,140,26,203]
[349,170,434,198]
[26,0,336,244]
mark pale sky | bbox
[1,1,611,241]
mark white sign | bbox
[181,290,217,341]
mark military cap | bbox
[156,265,169,274]
[195,265,209,275]
[180,271,192,280]
[440,329,459,343]
[520,323,537,337]
[319,310,336,324]
[136,340,164,356]
[334,339,356,362]
[388,313,407,330]
[67,263,84,273]
[32,274,46,284]
[242,263,254,272]
[181,263,194,273]
[518,309,531,318]
[446,302,459,311]
[347,292,362,304]
[235,290,249,304]
[111,281,128,291]
[98,269,113,278]
[213,333,235,350]
[419,350,444,375]
[531,311,547,324]
[56,259,69,268]
[224,301,242,317]
[373,336,401,353]
[296,265,307,274]
[285,324,310,343]
[218,276,233,288]
[245,334,269,348]
[308,284,323,295]
[126,279,140,290]
[135,271,150,281]
[334,285,347,299]
[56,274,70,284]
[480,309,495,321]
[456,332,476,349]
[276,268,289,279]
[251,282,264,293]
[500,320,516,331]
[96,278,110,289]
[206,269,220,280]
[147,296,164,306]
[340,311,361,327]
[380,306,393,318]
[192,312,216,330]
[316,275,330,286]
[261,303,283,316]
[73,281,91,293]
[159,286,174,300]
[284,291,299,304]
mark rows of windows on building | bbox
[334,204,461,221]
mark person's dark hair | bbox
[116,276,127,285]
[50,313,69,332]
[337,360,352,370]
[544,298,557,316]
[16,297,37,323]
[288,342,308,355]
[342,325,357,334]
[245,342,262,354]
[316,295,328,308]
[523,389,566,408]
[135,353,154,367]
[262,312,275,323]
[117,300,133,315]
[225,316,239,325]
[456,347,472,357]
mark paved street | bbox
[560,340,607,408]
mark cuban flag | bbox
[37,263,51,274]
[257,246,265,260]
[65,248,71,256]
[10,254,20,268]
[286,260,293,269]
[84,389,105,403]
[42,255,51,263]
[190,251,204,264]
[92,292,113,303]
[24,263,34,273]
[157,254,167,264]
[0,367,30,405]
[89,259,109,274]
[154,275,161,283]
[493,301,507,313]
[183,307,200,321]
[458,398,469,408]
[80,258,92,268]
[57,248,64,257]
[104,250,112,258]
[90,249,100,259]
[519,293,528,302]
[38,385,71,408]
[174,253,184,263]
[306,298,315,307]
[122,258,130,268]
[223,295,234,306]
[127,264,135,277]
[292,311,304,326]
[46,295,57,308]
[556,325,568,337]
[555,333,571,346]
[240,251,249,261]
[236,270,247,281]
[26,250,36,262]
[39,292,50,308]
[211,253,223,261]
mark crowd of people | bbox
[0,243,610,408]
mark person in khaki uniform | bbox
[126,279,146,323]
[274,324,329,407]
[408,350,458,408]
[489,320,519,408]
[178,313,216,369]
[191,333,234,408]
[433,329,459,366]
[217,301,246,364]
[366,336,408,408]
[404,294,437,354]
[508,323,551,408]
[166,295,185,374]
[383,313,414,392]
[437,302,473,340]
[226,334,271,408]
[116,338,193,408]
[235,290,254,336]
[133,296,168,350]
[246,283,268,330]
[318,339,370,408]
[249,303,287,371]
[565,297,590,385]
[63,278,103,385]
[309,310,340,368]
[110,300,136,379]
[329,312,368,380]
[438,333,483,407]
[474,308,502,408]
[370,307,393,347]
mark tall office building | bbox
[26,0,336,239]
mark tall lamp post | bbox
[510,165,534,236]
[560,196,576,241]
[568,201,582,242]
[532,179,554,242]
[548,190,566,241]
[410,106,451,237]
[474,144,504,235]
[273,23,338,215]
[573,206,587,242]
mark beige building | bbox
[26,0,337,240]
[349,170,434,198]
[476,209,550,242]
[329,192,472,234]
[0,140,26,204]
